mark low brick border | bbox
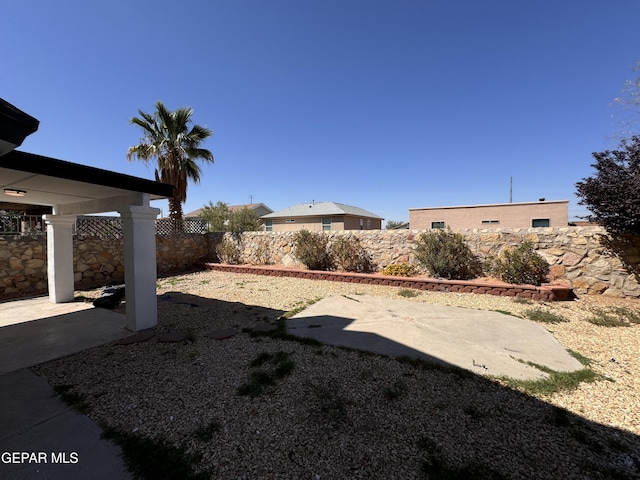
[199,263,573,302]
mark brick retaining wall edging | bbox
[200,263,573,302]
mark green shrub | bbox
[486,241,549,285]
[398,288,419,298]
[525,308,567,324]
[330,235,374,273]
[586,307,640,327]
[293,230,333,270]
[382,263,417,277]
[413,229,482,280]
[215,237,241,264]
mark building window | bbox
[481,220,500,225]
[322,217,331,231]
[532,218,550,227]
[286,219,295,223]
[265,220,272,232]
[431,221,445,229]
[367,219,371,229]
[359,219,364,230]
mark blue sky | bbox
[3,1,639,223]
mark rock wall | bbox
[0,234,210,300]
[2,227,639,300]
[73,236,125,290]
[210,227,640,298]
[0,235,48,300]
[156,234,210,274]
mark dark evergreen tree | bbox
[576,136,640,234]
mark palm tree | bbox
[127,101,214,225]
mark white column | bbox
[119,204,161,331]
[43,215,77,303]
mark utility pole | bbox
[509,177,512,203]
[249,195,253,204]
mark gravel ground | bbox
[32,270,640,479]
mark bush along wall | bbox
[2,227,640,300]
[210,227,640,298]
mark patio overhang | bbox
[0,99,174,331]
[0,150,172,215]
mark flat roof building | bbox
[409,200,569,230]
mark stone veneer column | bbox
[43,215,77,303]
[119,205,161,331]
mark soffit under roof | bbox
[0,150,173,209]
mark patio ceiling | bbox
[1,150,173,215]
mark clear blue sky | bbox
[4,1,639,223]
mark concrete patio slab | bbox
[0,297,134,479]
[0,296,131,375]
[287,295,584,380]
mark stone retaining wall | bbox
[210,227,640,298]
[0,235,48,300]
[2,226,639,301]
[0,234,210,300]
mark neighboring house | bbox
[387,222,410,230]
[261,201,383,232]
[185,202,273,219]
[186,203,273,230]
[409,200,569,230]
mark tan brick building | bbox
[261,201,383,232]
[409,200,569,230]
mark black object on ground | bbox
[93,286,126,309]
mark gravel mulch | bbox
[32,270,640,479]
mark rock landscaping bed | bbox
[32,270,640,479]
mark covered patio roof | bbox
[1,150,172,215]
[1,98,174,331]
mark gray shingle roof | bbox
[186,203,272,218]
[261,202,383,219]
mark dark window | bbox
[431,221,445,229]
[532,218,550,227]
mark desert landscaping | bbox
[31,269,640,480]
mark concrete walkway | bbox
[0,297,133,479]
[0,369,132,480]
[287,295,584,380]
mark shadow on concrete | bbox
[0,300,129,375]
[9,291,640,479]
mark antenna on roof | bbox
[509,177,512,203]
[249,195,253,204]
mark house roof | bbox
[262,202,383,219]
[0,98,39,156]
[185,202,273,218]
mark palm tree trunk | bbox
[168,197,184,233]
